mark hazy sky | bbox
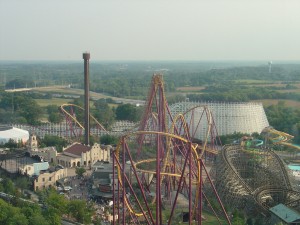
[0,0,299,61]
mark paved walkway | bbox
[63,168,92,201]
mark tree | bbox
[41,135,68,152]
[19,97,43,125]
[67,200,94,224]
[28,214,50,225]
[0,199,13,224]
[5,78,34,89]
[246,218,254,225]
[0,93,44,125]
[0,199,37,225]
[232,209,246,225]
[8,213,29,225]
[45,190,68,217]
[47,105,63,123]
[4,138,18,149]
[48,113,63,123]
[93,100,115,129]
[100,134,119,145]
[43,207,61,225]
[2,177,15,194]
[115,103,142,122]
[15,176,30,193]
[75,167,86,177]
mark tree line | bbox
[2,62,300,99]
[0,92,142,128]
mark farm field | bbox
[233,79,277,84]
[278,89,300,93]
[238,81,300,88]
[34,86,108,99]
[35,98,72,107]
[252,99,300,108]
[176,86,206,92]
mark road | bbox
[5,85,146,106]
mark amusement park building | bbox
[19,161,50,177]
[169,101,269,139]
[34,166,68,191]
[0,126,29,145]
[57,142,110,168]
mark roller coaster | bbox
[54,74,299,223]
[210,141,300,219]
[112,74,231,225]
[7,72,299,223]
[263,127,300,151]
[59,103,107,138]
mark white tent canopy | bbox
[0,126,29,145]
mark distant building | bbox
[170,101,269,139]
[0,126,29,145]
[27,134,57,163]
[90,161,117,199]
[33,166,68,191]
[90,160,133,200]
[19,161,49,176]
[57,142,110,168]
[26,134,110,167]
[27,134,38,151]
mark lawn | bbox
[35,98,73,107]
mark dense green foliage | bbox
[115,103,142,122]
[39,135,68,152]
[0,138,21,148]
[0,199,49,225]
[75,167,86,177]
[0,186,97,225]
[46,105,63,123]
[100,134,119,145]
[265,102,300,144]
[41,189,95,225]
[187,84,300,102]
[0,92,43,125]
[93,100,115,129]
[2,62,299,98]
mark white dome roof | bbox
[0,126,29,144]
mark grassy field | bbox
[35,87,110,99]
[252,99,300,108]
[35,98,73,107]
[176,86,206,92]
[278,90,300,93]
[232,79,273,84]
[202,211,228,225]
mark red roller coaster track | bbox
[113,74,231,225]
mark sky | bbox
[0,0,300,61]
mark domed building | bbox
[0,126,29,145]
[169,101,269,140]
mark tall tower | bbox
[83,52,90,146]
[268,61,272,73]
[28,134,38,151]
